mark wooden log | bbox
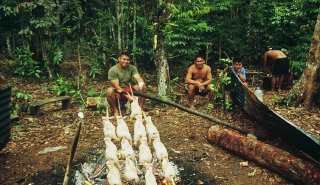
[207,125,320,185]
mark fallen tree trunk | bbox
[117,90,248,135]
[208,125,320,185]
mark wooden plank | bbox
[31,96,71,106]
[30,96,71,115]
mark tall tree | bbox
[150,1,171,96]
[289,12,320,109]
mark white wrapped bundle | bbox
[153,137,168,162]
[134,115,147,146]
[130,96,142,117]
[102,117,118,141]
[145,163,157,185]
[123,157,139,183]
[106,161,122,185]
[145,116,160,144]
[120,138,135,161]
[138,137,152,165]
[161,158,177,183]
[116,116,132,144]
[104,138,120,168]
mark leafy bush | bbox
[12,91,33,115]
[13,46,41,78]
[290,61,306,80]
[51,76,85,106]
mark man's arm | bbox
[185,66,201,86]
[202,66,212,86]
[110,79,122,92]
[133,73,144,83]
[263,52,268,72]
[238,68,246,83]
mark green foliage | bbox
[88,56,105,79]
[270,94,300,108]
[52,76,75,96]
[16,91,33,101]
[210,58,232,108]
[204,103,214,114]
[290,61,306,79]
[12,91,33,115]
[169,77,180,93]
[13,46,41,78]
[51,76,85,106]
[87,87,97,97]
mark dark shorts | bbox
[272,58,289,75]
[184,84,208,96]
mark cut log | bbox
[207,125,320,185]
[86,97,107,108]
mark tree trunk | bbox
[132,3,137,65]
[289,12,320,109]
[116,0,122,52]
[154,43,169,96]
[208,125,320,185]
[152,1,171,97]
[6,35,12,57]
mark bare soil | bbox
[0,71,319,185]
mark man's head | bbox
[194,55,205,69]
[232,57,243,72]
[118,52,130,69]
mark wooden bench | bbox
[29,96,71,115]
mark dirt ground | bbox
[0,71,319,185]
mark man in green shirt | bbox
[106,52,146,116]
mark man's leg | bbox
[271,75,277,92]
[132,85,147,110]
[187,85,196,109]
[106,87,119,117]
[279,75,284,91]
[205,84,213,102]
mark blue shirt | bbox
[230,66,246,78]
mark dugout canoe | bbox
[0,86,12,151]
[230,70,320,162]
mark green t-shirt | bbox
[108,64,139,87]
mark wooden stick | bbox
[116,90,248,135]
[171,176,176,185]
[142,111,147,120]
[129,83,134,96]
[117,96,122,117]
[62,118,83,185]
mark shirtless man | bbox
[263,48,289,92]
[185,55,212,109]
